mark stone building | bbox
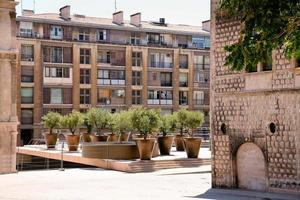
[16,6,210,145]
[0,0,18,174]
[211,0,300,193]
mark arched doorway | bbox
[236,142,266,191]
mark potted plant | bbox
[42,112,61,149]
[183,111,204,158]
[60,110,84,151]
[87,108,110,142]
[157,114,176,155]
[107,112,119,142]
[114,111,132,143]
[130,108,160,160]
[174,109,190,151]
[81,114,93,142]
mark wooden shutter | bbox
[110,52,116,65]
[63,88,72,104]
[43,88,50,104]
[43,47,51,62]
[63,47,72,63]
[43,24,50,39]
[63,26,72,41]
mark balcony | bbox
[147,99,173,105]
[97,79,125,85]
[150,61,173,68]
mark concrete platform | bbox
[17,144,211,173]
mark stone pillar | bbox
[0,0,19,174]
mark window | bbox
[112,90,125,98]
[148,90,172,105]
[21,88,33,104]
[192,36,210,49]
[98,69,109,79]
[44,67,70,78]
[78,29,90,41]
[98,51,110,63]
[50,88,62,104]
[21,66,34,82]
[132,52,142,67]
[179,91,188,105]
[97,89,110,105]
[179,73,188,87]
[19,22,33,37]
[50,26,63,39]
[160,72,172,86]
[80,69,90,84]
[21,109,33,125]
[80,49,91,64]
[147,33,162,44]
[97,70,125,85]
[193,91,204,105]
[194,55,209,70]
[132,90,141,105]
[97,30,107,41]
[80,89,90,104]
[21,45,34,61]
[43,47,72,63]
[131,32,141,45]
[110,70,125,80]
[194,72,209,83]
[180,54,188,69]
[132,71,141,85]
[262,52,272,71]
[52,47,63,63]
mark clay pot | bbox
[135,138,156,160]
[174,134,185,151]
[66,135,80,151]
[183,137,202,158]
[119,132,131,142]
[90,135,109,142]
[81,133,91,142]
[108,133,119,142]
[157,135,174,155]
[44,133,57,149]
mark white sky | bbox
[16,0,211,26]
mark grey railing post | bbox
[59,141,65,171]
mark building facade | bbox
[16,6,210,145]
[211,0,300,193]
[0,0,18,174]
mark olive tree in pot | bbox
[81,114,93,142]
[174,109,190,151]
[157,114,176,155]
[107,112,119,142]
[60,110,84,151]
[130,108,160,160]
[87,108,110,142]
[42,112,61,149]
[114,111,132,143]
[183,111,204,158]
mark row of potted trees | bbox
[42,108,204,160]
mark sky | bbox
[16,0,211,26]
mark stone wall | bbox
[211,0,300,193]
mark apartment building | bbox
[16,6,210,145]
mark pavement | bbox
[0,165,299,200]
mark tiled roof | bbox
[17,13,209,36]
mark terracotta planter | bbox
[90,135,109,142]
[108,133,119,142]
[135,138,156,160]
[174,135,185,151]
[81,133,91,142]
[44,133,57,149]
[119,132,131,142]
[183,137,202,158]
[157,135,174,155]
[66,135,80,151]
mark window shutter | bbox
[43,24,50,39]
[43,88,50,104]
[63,47,72,63]
[63,88,72,104]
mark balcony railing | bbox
[147,99,173,105]
[161,82,172,87]
[21,55,34,62]
[150,61,173,68]
[98,98,111,105]
[97,79,125,85]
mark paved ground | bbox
[0,165,299,200]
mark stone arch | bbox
[236,142,267,191]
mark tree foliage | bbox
[113,111,132,136]
[60,110,84,135]
[159,114,176,137]
[219,0,300,71]
[130,108,160,140]
[186,111,204,137]
[174,109,190,136]
[42,112,61,134]
[86,108,110,135]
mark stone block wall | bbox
[211,0,300,193]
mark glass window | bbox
[192,36,210,49]
[112,90,125,98]
[80,89,90,104]
[132,90,141,105]
[193,91,204,105]
[50,88,62,104]
[131,33,141,45]
[21,45,34,61]
[44,67,69,78]
[80,69,90,84]
[97,30,107,41]
[179,73,188,87]
[80,49,91,64]
[21,88,33,104]
[50,26,63,39]
[179,91,188,105]
[21,66,34,82]
[21,109,33,125]
[132,71,141,85]
[132,52,142,67]
[179,54,188,69]
[160,72,172,87]
[78,29,90,41]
